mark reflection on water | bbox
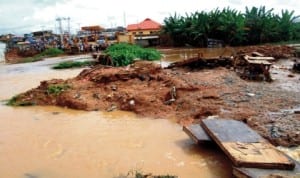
[160,47,235,62]
[0,57,231,178]
[157,47,236,68]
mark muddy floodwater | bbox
[0,56,231,177]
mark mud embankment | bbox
[11,57,300,147]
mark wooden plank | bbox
[252,52,265,57]
[233,157,300,178]
[183,124,211,144]
[201,119,295,170]
[244,55,275,61]
[246,59,272,65]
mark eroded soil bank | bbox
[11,57,300,147]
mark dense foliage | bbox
[104,43,161,66]
[163,6,300,47]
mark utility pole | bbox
[123,12,126,27]
[56,17,64,47]
[77,23,81,32]
[55,17,71,47]
[41,25,45,39]
[67,17,70,35]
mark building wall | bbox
[117,34,134,44]
[127,29,160,36]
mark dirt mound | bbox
[237,45,296,59]
[14,61,223,120]
[11,60,300,147]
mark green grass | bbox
[21,48,64,63]
[52,61,94,69]
[6,95,35,106]
[104,43,161,66]
[40,48,64,57]
[47,84,71,95]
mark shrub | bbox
[40,48,64,57]
[47,84,70,95]
[6,95,18,106]
[6,95,35,106]
[104,43,161,66]
[52,61,93,69]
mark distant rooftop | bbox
[127,18,161,31]
[81,26,104,32]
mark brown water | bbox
[157,47,235,68]
[0,57,232,178]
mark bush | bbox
[6,95,35,106]
[52,61,93,69]
[40,48,64,57]
[104,43,161,66]
[47,84,70,95]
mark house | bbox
[78,25,105,39]
[126,18,161,46]
[32,30,53,38]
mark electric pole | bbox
[56,17,64,47]
[67,17,70,35]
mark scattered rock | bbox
[92,93,101,99]
[111,85,117,91]
[246,93,255,97]
[106,104,117,112]
[129,99,135,106]
[74,93,80,99]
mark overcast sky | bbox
[0,0,299,35]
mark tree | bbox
[162,6,300,47]
[278,10,300,41]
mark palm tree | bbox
[162,6,300,47]
[278,10,300,41]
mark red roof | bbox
[127,18,161,31]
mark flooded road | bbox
[158,47,234,67]
[0,57,231,178]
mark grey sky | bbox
[0,0,299,35]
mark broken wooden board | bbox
[201,119,295,170]
[182,122,299,177]
[183,124,211,144]
[233,156,300,178]
[245,59,272,65]
[251,52,265,57]
[244,55,275,61]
